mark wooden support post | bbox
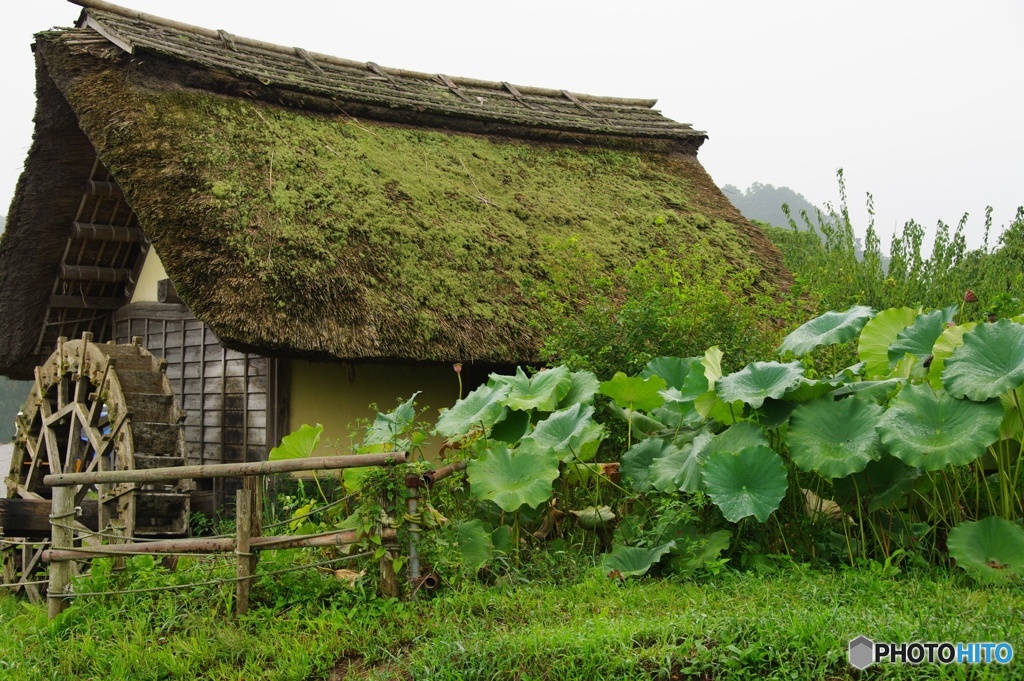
[235,489,252,617]
[48,485,75,619]
[378,492,400,599]
[244,476,261,577]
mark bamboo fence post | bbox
[378,491,400,599]
[235,489,252,616]
[244,476,261,577]
[47,485,74,618]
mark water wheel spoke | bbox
[3,334,190,593]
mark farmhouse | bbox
[0,0,786,508]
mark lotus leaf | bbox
[947,516,1024,584]
[751,398,797,428]
[702,346,725,388]
[492,366,572,412]
[694,390,745,424]
[599,372,666,412]
[525,403,605,462]
[782,378,841,403]
[467,442,560,512]
[359,392,420,453]
[703,445,788,523]
[269,423,323,460]
[651,388,703,429]
[888,305,957,368]
[788,397,884,478]
[877,383,1003,471]
[778,305,874,357]
[621,438,677,493]
[490,409,531,443]
[606,403,671,438]
[600,541,676,577]
[833,455,921,512]
[434,383,510,438]
[571,505,615,530]
[857,307,918,376]
[715,361,804,409]
[642,356,707,397]
[831,378,905,405]
[457,519,493,571]
[556,370,600,408]
[943,320,1024,401]
[928,322,977,389]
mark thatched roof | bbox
[0,0,787,379]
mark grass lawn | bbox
[0,561,1021,679]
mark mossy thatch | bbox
[0,18,787,372]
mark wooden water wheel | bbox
[1,334,190,600]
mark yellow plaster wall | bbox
[287,360,460,458]
[129,248,169,303]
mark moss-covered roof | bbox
[0,2,787,376]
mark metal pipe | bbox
[44,451,408,487]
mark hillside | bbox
[721,182,821,228]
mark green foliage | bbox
[467,441,561,512]
[762,170,1024,323]
[538,245,795,379]
[267,423,323,460]
[702,446,789,523]
[947,516,1024,584]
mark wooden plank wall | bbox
[112,302,287,510]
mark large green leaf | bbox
[600,542,676,577]
[702,346,725,388]
[651,388,703,430]
[525,403,605,462]
[467,442,560,512]
[778,305,874,357]
[269,423,323,460]
[359,392,420,453]
[492,366,572,412]
[599,372,666,412]
[831,378,905,405]
[947,516,1024,584]
[434,383,510,438]
[858,307,919,377]
[787,397,884,478]
[715,361,804,409]
[679,422,770,492]
[621,438,675,493]
[620,437,692,494]
[928,322,977,389]
[943,320,1024,401]
[833,455,921,512]
[693,390,745,424]
[877,383,1003,471]
[642,357,707,397]
[556,370,601,409]
[457,519,493,572]
[703,446,788,523]
[888,305,958,368]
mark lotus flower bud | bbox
[964,289,978,303]
[453,363,462,374]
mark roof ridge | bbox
[67,0,659,108]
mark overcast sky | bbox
[2,0,1021,250]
